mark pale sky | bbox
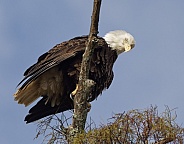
[1,1,184,143]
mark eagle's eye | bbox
[124,38,128,43]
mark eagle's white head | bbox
[104,30,135,55]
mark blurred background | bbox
[1,1,184,143]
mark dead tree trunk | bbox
[67,0,102,141]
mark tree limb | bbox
[68,0,102,139]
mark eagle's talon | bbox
[71,84,79,99]
[70,94,74,100]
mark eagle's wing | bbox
[18,36,88,90]
[14,36,88,106]
[24,95,73,123]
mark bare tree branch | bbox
[154,138,174,144]
[68,0,102,138]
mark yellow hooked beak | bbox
[124,43,131,52]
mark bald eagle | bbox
[14,30,135,123]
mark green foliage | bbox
[36,106,184,144]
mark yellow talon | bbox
[71,84,79,96]
[71,84,91,112]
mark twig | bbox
[154,138,174,144]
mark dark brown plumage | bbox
[14,30,135,123]
[14,36,117,123]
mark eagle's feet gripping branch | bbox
[71,85,92,112]
[71,79,95,112]
[71,84,79,97]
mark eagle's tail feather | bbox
[25,96,74,123]
[14,82,40,107]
